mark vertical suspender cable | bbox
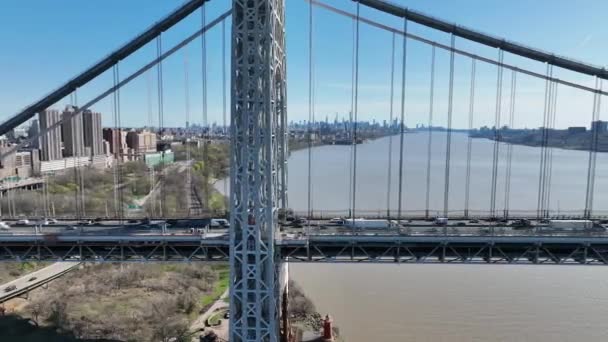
[464,59,476,218]
[201,6,210,214]
[222,19,228,200]
[544,82,558,216]
[424,45,436,219]
[490,49,504,218]
[443,34,455,219]
[184,47,192,217]
[351,2,361,225]
[307,0,314,229]
[397,17,408,222]
[537,64,552,218]
[112,65,120,219]
[585,78,602,218]
[116,65,125,220]
[348,18,355,219]
[386,33,396,218]
[156,35,165,217]
[504,71,517,217]
[146,68,154,217]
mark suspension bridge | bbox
[1,0,607,341]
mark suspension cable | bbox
[222,19,228,199]
[584,78,602,218]
[201,6,210,216]
[156,35,165,217]
[504,70,517,217]
[537,64,553,218]
[184,47,192,217]
[386,33,396,218]
[425,45,436,219]
[443,34,455,219]
[396,16,408,222]
[307,0,314,229]
[111,65,120,220]
[351,2,361,225]
[348,17,355,220]
[464,59,476,218]
[490,49,504,218]
[544,81,558,216]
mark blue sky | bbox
[1,0,607,130]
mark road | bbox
[0,262,80,303]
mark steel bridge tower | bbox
[229,0,288,341]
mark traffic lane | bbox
[0,262,79,301]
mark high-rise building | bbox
[62,105,85,157]
[82,110,103,156]
[591,120,608,134]
[38,109,62,161]
[103,128,127,155]
[28,119,39,148]
[126,130,157,155]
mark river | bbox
[218,132,608,341]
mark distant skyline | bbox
[1,1,607,130]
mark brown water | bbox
[291,264,608,342]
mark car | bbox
[0,222,10,230]
[93,217,104,222]
[468,219,480,224]
[78,220,94,225]
[28,276,37,282]
[454,222,467,227]
[210,219,229,228]
[16,219,30,226]
[65,226,77,231]
[128,219,140,224]
[224,311,230,319]
[4,285,17,293]
[48,218,58,224]
[329,218,345,225]
[38,219,50,226]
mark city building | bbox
[62,105,85,157]
[28,119,39,148]
[38,109,62,161]
[126,130,157,155]
[82,110,103,156]
[591,120,607,134]
[568,126,586,134]
[103,128,127,156]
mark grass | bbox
[200,265,229,308]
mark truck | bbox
[547,220,594,231]
[342,219,395,230]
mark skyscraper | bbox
[28,119,39,148]
[62,105,85,157]
[38,109,62,161]
[83,110,103,156]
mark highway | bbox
[0,262,80,303]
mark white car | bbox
[16,219,30,225]
[210,219,230,228]
[0,222,10,230]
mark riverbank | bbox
[471,129,608,152]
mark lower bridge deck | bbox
[1,235,608,265]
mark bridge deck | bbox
[1,234,607,265]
